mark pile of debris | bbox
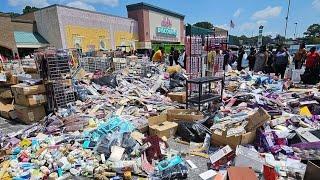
[1,60,320,179]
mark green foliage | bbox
[303,24,320,44]
[22,6,39,14]
[193,21,213,30]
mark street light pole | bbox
[284,0,291,40]
[294,22,298,39]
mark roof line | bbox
[35,4,136,21]
[11,19,34,23]
[126,2,185,19]
[0,13,11,17]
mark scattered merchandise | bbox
[2,50,320,180]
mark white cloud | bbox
[215,24,228,30]
[78,0,119,7]
[256,20,267,26]
[8,0,49,7]
[264,31,279,38]
[252,6,282,20]
[240,22,256,31]
[66,1,96,11]
[313,0,320,10]
[233,8,242,18]
[240,21,267,31]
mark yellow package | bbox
[166,65,181,75]
[300,106,312,117]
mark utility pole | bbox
[284,0,291,40]
[294,22,298,39]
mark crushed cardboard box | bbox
[167,92,186,103]
[211,130,256,149]
[166,109,204,121]
[0,100,15,119]
[14,105,46,124]
[148,114,178,139]
[14,94,46,107]
[11,84,46,96]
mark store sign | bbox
[156,17,177,37]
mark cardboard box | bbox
[167,92,186,103]
[167,109,204,121]
[245,108,271,131]
[14,105,46,124]
[11,84,45,96]
[148,114,178,139]
[235,145,265,173]
[227,167,257,180]
[210,145,233,164]
[0,88,13,99]
[0,101,15,119]
[14,94,46,107]
[211,130,256,149]
[304,161,320,180]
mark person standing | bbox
[306,47,320,72]
[173,49,180,66]
[301,47,320,84]
[152,47,164,62]
[14,53,20,60]
[247,47,256,71]
[254,45,268,72]
[274,45,289,79]
[237,46,245,71]
[294,43,307,69]
[169,47,175,66]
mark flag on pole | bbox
[230,20,235,29]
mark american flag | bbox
[230,20,235,29]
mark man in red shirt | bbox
[306,47,320,69]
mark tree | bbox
[303,24,320,44]
[193,21,213,29]
[9,12,20,18]
[22,6,39,14]
[304,24,320,37]
[275,34,285,44]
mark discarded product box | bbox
[0,88,13,99]
[246,108,271,131]
[210,145,233,164]
[0,101,15,119]
[304,161,320,180]
[211,130,256,149]
[235,145,265,173]
[227,167,257,180]
[14,105,46,124]
[11,84,45,95]
[167,92,186,103]
[166,109,204,121]
[14,94,46,107]
[148,114,178,138]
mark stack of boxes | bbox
[11,84,46,124]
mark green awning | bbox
[14,31,49,48]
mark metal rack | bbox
[186,75,224,111]
[80,57,112,72]
[34,48,75,111]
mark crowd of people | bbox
[235,43,320,83]
[151,46,185,67]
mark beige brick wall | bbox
[0,14,17,55]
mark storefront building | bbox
[33,5,138,52]
[127,2,185,52]
[0,13,48,59]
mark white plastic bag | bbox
[241,53,248,68]
[292,68,305,83]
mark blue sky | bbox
[2,0,320,38]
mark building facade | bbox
[127,2,185,50]
[0,13,48,58]
[34,4,138,52]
